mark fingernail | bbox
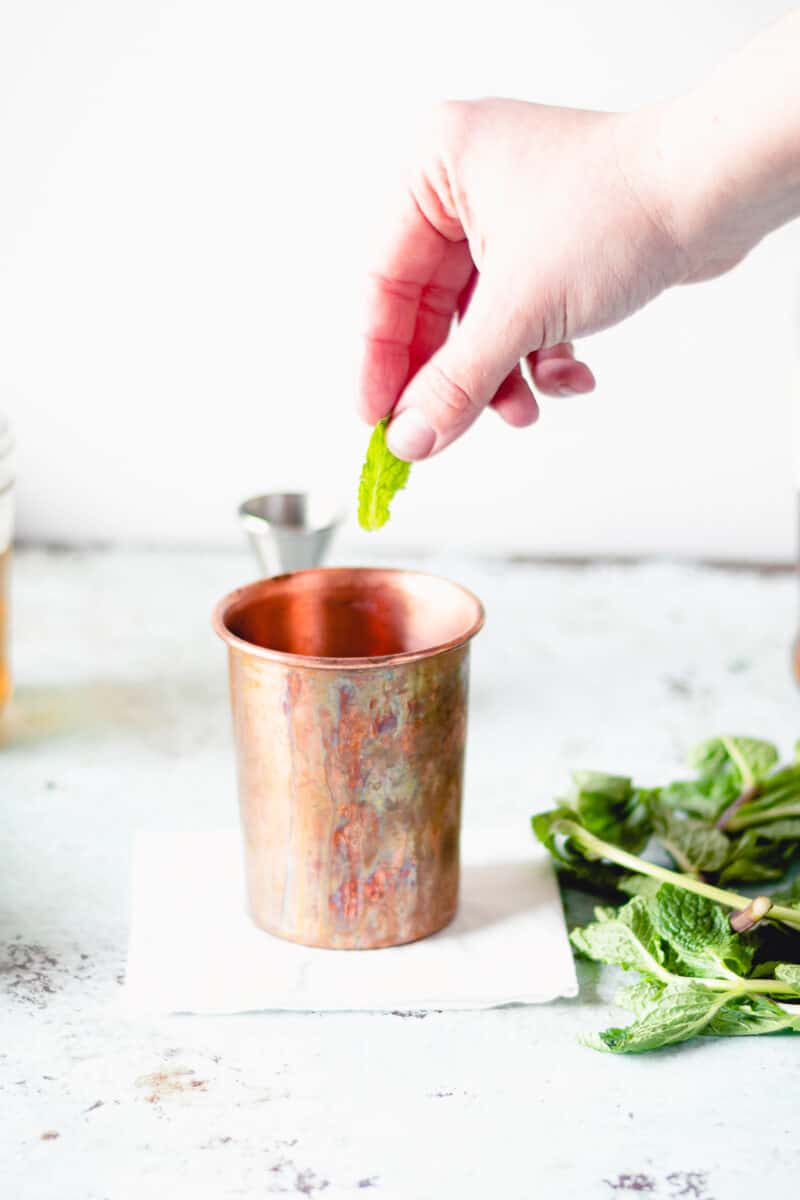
[386,410,436,461]
[557,385,577,397]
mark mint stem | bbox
[703,979,800,996]
[703,978,800,996]
[715,783,761,831]
[555,818,800,932]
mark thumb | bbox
[385,275,529,460]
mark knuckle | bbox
[427,363,477,425]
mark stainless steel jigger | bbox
[238,492,343,577]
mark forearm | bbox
[647,10,800,278]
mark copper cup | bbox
[213,567,484,949]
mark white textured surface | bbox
[3,547,800,1199]
[125,828,577,1013]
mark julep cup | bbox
[213,567,484,949]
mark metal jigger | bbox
[238,492,343,577]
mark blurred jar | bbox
[795,360,800,685]
[0,417,13,714]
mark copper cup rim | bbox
[212,565,485,671]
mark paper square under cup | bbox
[124,826,577,1013]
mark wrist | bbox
[637,96,747,282]
[656,98,800,280]
[609,106,693,287]
[635,15,800,283]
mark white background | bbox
[1,0,798,561]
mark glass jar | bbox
[0,417,14,714]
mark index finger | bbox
[357,190,467,425]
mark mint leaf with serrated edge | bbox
[587,985,738,1054]
[357,418,411,531]
[649,886,754,979]
[570,897,670,983]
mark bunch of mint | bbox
[533,736,800,1053]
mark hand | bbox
[358,13,800,463]
[357,99,690,461]
[356,99,688,461]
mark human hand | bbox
[357,98,689,461]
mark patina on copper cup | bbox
[213,567,484,950]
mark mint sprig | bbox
[571,887,800,1054]
[533,734,800,1053]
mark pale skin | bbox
[357,10,800,462]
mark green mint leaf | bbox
[532,807,604,869]
[649,805,731,875]
[658,778,738,822]
[719,858,785,884]
[704,993,800,1036]
[531,809,569,862]
[357,418,411,531]
[720,819,800,884]
[771,877,800,907]
[690,735,779,790]
[719,765,800,835]
[615,977,665,1015]
[567,772,652,854]
[588,985,736,1054]
[569,896,671,983]
[617,875,662,899]
[573,886,753,985]
[570,770,633,802]
[595,987,800,1052]
[649,885,753,979]
[530,809,638,897]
